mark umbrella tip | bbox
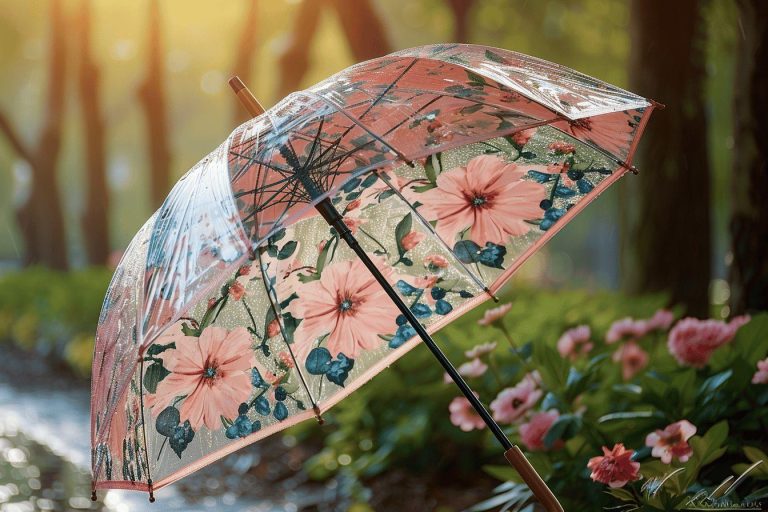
[228,76,245,93]
[313,404,325,425]
[91,489,97,502]
[484,287,500,303]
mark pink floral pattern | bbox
[645,420,697,464]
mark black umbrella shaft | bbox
[314,198,513,451]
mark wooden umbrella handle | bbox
[505,446,564,512]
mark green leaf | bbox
[482,464,523,483]
[315,235,335,273]
[155,406,180,437]
[484,49,507,64]
[277,240,298,260]
[424,153,442,185]
[143,361,170,393]
[395,213,413,258]
[180,322,199,337]
[598,410,656,423]
[465,70,487,86]
[531,343,568,390]
[697,369,732,404]
[147,342,175,356]
[543,413,580,448]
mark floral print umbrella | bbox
[90,44,657,510]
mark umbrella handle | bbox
[229,76,564,512]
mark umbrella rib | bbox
[253,248,323,422]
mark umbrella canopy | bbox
[90,44,656,505]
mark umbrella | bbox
[90,44,657,511]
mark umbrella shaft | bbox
[314,198,513,451]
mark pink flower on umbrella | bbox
[520,410,562,451]
[449,395,486,431]
[343,216,364,235]
[645,420,697,464]
[228,280,245,301]
[555,112,634,157]
[548,141,576,154]
[418,155,546,245]
[478,302,513,327]
[667,316,750,368]
[152,326,256,430]
[587,444,641,488]
[490,376,542,424]
[752,358,768,385]
[465,341,498,359]
[612,341,649,380]
[424,254,449,270]
[287,257,399,358]
[556,325,593,359]
[510,127,537,146]
[266,318,281,338]
[401,231,426,251]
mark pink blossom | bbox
[465,341,498,359]
[266,318,281,338]
[556,325,593,359]
[753,358,768,385]
[458,358,488,378]
[418,155,546,245]
[667,316,750,368]
[520,410,562,451]
[343,216,364,235]
[317,240,328,252]
[490,377,542,424]
[612,341,649,380]
[151,326,256,430]
[412,275,438,289]
[478,303,513,327]
[645,420,697,464]
[424,254,449,270]
[278,351,295,369]
[548,141,576,154]
[646,309,675,331]
[237,264,251,277]
[345,198,361,212]
[401,231,426,251]
[449,395,486,431]
[228,280,245,301]
[287,256,399,358]
[510,128,537,147]
[587,444,641,488]
[605,317,647,344]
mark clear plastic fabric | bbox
[91,44,655,492]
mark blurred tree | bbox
[138,0,172,210]
[729,0,768,314]
[0,0,69,270]
[329,0,391,61]
[277,0,323,99]
[446,0,475,43]
[78,0,110,266]
[232,0,260,126]
[625,0,711,317]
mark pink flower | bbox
[465,341,498,359]
[228,280,245,301]
[548,141,576,154]
[287,256,399,358]
[317,239,328,252]
[419,155,546,245]
[606,317,647,344]
[237,264,251,277]
[478,303,513,327]
[645,420,697,464]
[490,377,542,424]
[612,341,649,380]
[424,254,449,270]
[266,318,281,338]
[587,444,641,488]
[152,326,256,430]
[449,395,486,431]
[278,351,295,369]
[345,198,361,212]
[752,358,768,385]
[667,316,749,368]
[646,309,675,331]
[343,216,364,235]
[412,275,438,289]
[556,112,634,157]
[458,358,488,378]
[510,128,537,147]
[556,325,593,359]
[520,410,562,451]
[401,231,426,251]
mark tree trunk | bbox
[329,0,391,61]
[139,0,172,210]
[446,0,475,43]
[0,0,69,270]
[624,0,711,317]
[277,0,324,99]
[78,0,110,266]
[729,0,768,315]
[232,0,260,126]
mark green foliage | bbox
[0,267,111,376]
